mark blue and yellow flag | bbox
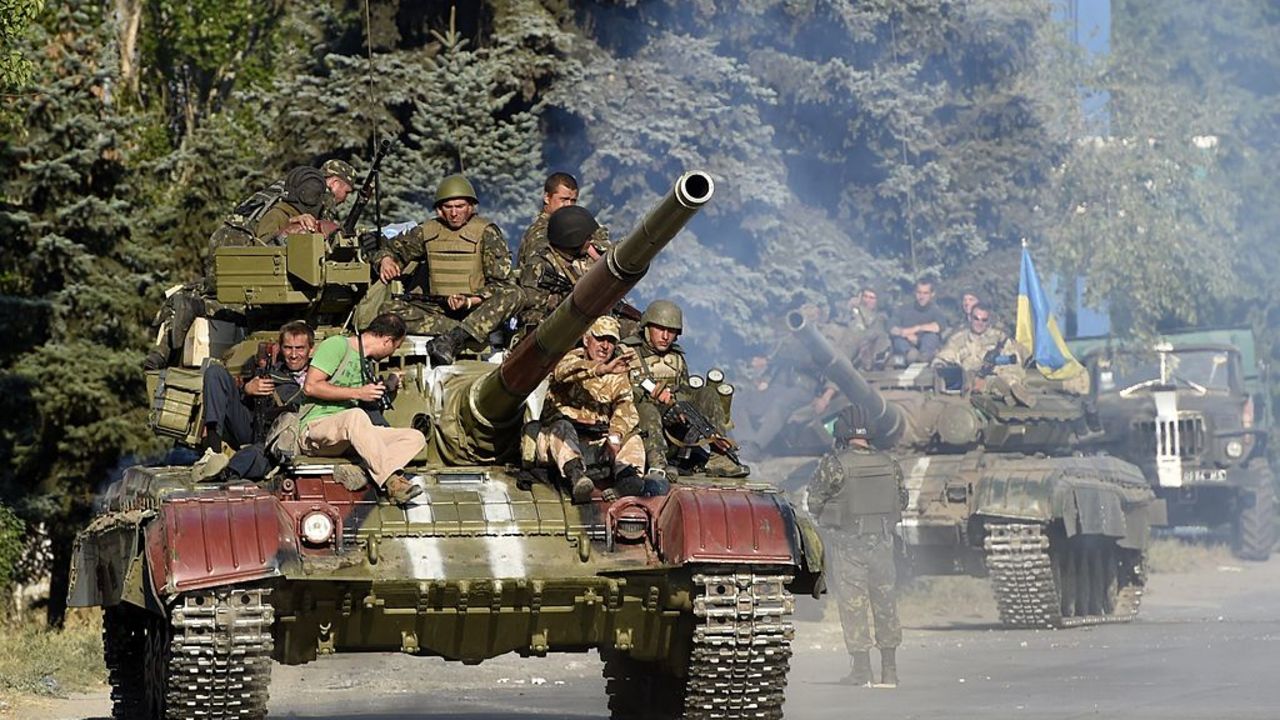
[1015,245,1084,381]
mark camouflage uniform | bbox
[372,216,523,341]
[516,211,610,270]
[807,447,907,655]
[517,243,595,329]
[934,327,1030,403]
[537,347,645,475]
[845,305,892,371]
[621,333,690,470]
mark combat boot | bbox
[425,327,472,366]
[840,651,872,687]
[564,459,594,504]
[878,648,898,688]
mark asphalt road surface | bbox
[27,551,1280,720]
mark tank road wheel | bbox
[1092,544,1119,616]
[602,650,689,720]
[103,605,148,719]
[1234,462,1275,562]
[142,588,275,719]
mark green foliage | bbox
[0,504,22,592]
[0,0,45,92]
[0,610,104,696]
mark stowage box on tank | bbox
[69,172,824,720]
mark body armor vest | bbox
[623,338,686,389]
[423,216,490,296]
[819,448,902,535]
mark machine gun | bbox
[392,291,454,310]
[536,270,642,322]
[341,138,395,255]
[250,341,279,443]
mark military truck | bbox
[68,172,824,720]
[1072,328,1276,560]
[789,312,1163,628]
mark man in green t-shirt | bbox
[300,313,425,504]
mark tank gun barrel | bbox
[786,311,906,445]
[473,171,715,424]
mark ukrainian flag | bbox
[1015,245,1084,381]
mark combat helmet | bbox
[435,174,478,206]
[640,299,683,332]
[321,159,357,188]
[549,206,599,250]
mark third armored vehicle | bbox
[68,171,823,719]
[1075,330,1276,560]
[789,312,1162,628]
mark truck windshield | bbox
[1099,350,1234,393]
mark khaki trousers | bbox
[303,408,426,485]
[535,418,645,475]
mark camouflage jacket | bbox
[544,347,639,439]
[517,245,595,325]
[621,335,689,402]
[516,211,610,270]
[807,446,908,533]
[934,327,1025,375]
[373,217,514,299]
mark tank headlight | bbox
[1225,439,1245,459]
[301,511,335,545]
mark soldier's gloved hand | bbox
[378,257,402,283]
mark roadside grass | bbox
[0,608,105,704]
[1145,536,1236,574]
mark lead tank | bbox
[69,172,823,720]
[789,312,1163,628]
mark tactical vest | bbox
[819,448,902,535]
[422,216,490,296]
[623,337,686,389]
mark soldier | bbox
[299,312,426,505]
[255,160,356,242]
[515,172,609,269]
[889,278,948,365]
[933,303,1032,406]
[945,290,982,339]
[518,205,599,330]
[845,287,892,371]
[372,174,523,365]
[536,316,649,504]
[622,300,747,478]
[806,404,907,688]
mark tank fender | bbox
[794,511,827,597]
[67,509,154,608]
[145,489,301,597]
[975,470,1143,543]
[654,486,802,567]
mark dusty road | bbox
[22,550,1280,720]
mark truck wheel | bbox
[1234,463,1276,561]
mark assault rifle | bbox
[536,270,642,322]
[341,138,396,254]
[250,341,279,443]
[642,378,742,466]
[393,291,454,309]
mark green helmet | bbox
[435,174,478,206]
[640,299,683,332]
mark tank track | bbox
[984,523,1141,629]
[158,588,275,719]
[684,569,795,719]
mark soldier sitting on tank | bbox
[622,300,749,479]
[299,313,426,505]
[842,286,892,371]
[933,304,1033,407]
[144,162,357,371]
[888,278,948,366]
[535,316,655,504]
[518,205,603,332]
[515,172,610,270]
[370,174,523,366]
[807,404,908,688]
[196,321,314,482]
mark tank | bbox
[68,172,823,720]
[787,312,1164,628]
[1077,335,1276,560]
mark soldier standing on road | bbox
[372,174,524,365]
[536,316,649,503]
[515,172,609,269]
[807,404,908,688]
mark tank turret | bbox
[786,311,1084,452]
